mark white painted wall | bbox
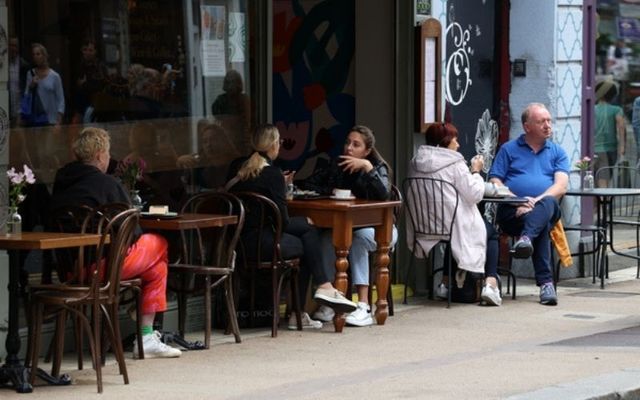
[510,0,557,136]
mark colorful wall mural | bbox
[272,0,355,173]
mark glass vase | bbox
[6,206,22,236]
[582,170,594,191]
[130,190,143,211]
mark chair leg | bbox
[51,310,67,378]
[289,269,302,331]
[177,288,188,339]
[636,226,640,279]
[403,250,416,304]
[92,302,103,393]
[134,289,144,359]
[29,303,44,387]
[445,246,452,308]
[204,276,212,349]
[76,311,85,370]
[271,268,281,338]
[272,269,279,338]
[249,269,256,329]
[106,304,129,384]
[224,276,242,343]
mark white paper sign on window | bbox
[201,6,227,77]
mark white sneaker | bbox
[312,305,335,322]
[313,287,357,313]
[481,284,502,306]
[345,302,374,327]
[134,331,181,359]
[435,283,448,299]
[288,312,323,330]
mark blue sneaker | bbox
[539,282,558,306]
[512,235,533,259]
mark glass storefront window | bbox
[8,0,256,214]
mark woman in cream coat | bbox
[407,122,501,306]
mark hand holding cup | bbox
[470,155,484,173]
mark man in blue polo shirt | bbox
[489,103,569,305]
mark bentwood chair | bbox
[35,205,96,371]
[234,191,302,337]
[169,192,244,348]
[595,164,640,278]
[402,177,459,308]
[94,203,144,359]
[27,209,139,393]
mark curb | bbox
[506,368,640,400]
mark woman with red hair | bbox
[406,122,501,306]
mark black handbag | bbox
[450,269,483,303]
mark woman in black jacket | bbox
[227,124,356,329]
[299,125,397,327]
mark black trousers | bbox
[242,216,331,306]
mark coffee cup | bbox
[495,186,511,196]
[484,182,497,197]
[333,188,352,199]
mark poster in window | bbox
[229,12,245,63]
[201,6,226,76]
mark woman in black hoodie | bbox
[50,127,181,359]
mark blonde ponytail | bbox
[237,151,269,180]
[237,124,280,180]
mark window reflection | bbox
[9,0,254,212]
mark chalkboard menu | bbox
[128,0,184,69]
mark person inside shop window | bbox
[25,43,65,127]
[211,69,251,150]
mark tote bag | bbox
[20,71,49,127]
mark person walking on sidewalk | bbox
[488,103,569,305]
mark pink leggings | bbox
[120,233,169,314]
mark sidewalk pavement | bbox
[5,255,640,399]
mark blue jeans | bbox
[321,226,399,286]
[496,196,561,286]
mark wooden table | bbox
[287,198,400,332]
[0,232,103,393]
[139,212,238,349]
[139,212,238,231]
[566,188,640,288]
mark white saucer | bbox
[330,195,356,200]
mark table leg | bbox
[373,212,393,325]
[331,225,352,333]
[0,251,32,393]
[0,251,73,393]
[332,248,349,332]
[597,197,611,290]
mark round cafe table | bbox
[565,187,640,288]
